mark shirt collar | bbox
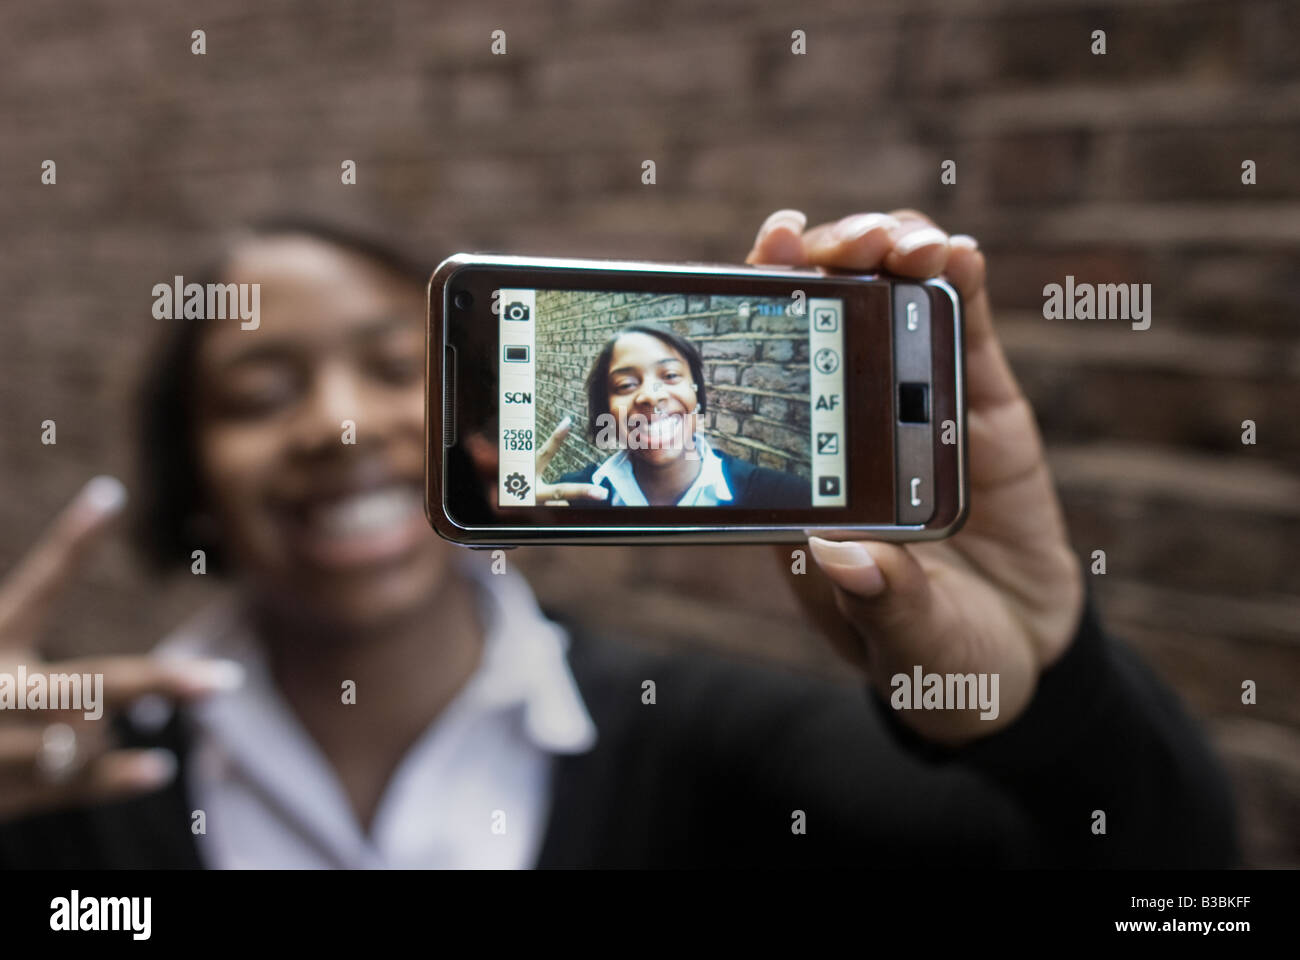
[590,433,732,506]
[449,552,597,751]
[135,558,598,758]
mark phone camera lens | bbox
[453,291,473,311]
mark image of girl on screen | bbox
[537,324,810,508]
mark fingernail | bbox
[130,749,178,787]
[949,234,979,250]
[82,475,127,515]
[756,208,807,242]
[593,486,609,500]
[169,658,246,694]
[808,536,887,596]
[833,212,899,242]
[558,415,572,430]
[809,536,873,566]
[891,226,949,256]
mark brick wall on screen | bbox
[534,291,811,482]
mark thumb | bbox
[807,536,933,646]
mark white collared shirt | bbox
[133,556,597,869]
[590,433,733,506]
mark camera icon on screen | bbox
[504,302,530,322]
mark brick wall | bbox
[1,0,1297,865]
[534,290,810,482]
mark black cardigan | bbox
[0,582,1238,868]
[557,449,811,508]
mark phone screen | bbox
[494,287,848,511]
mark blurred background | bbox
[1,0,1296,865]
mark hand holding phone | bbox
[754,208,1085,747]
[430,206,1086,746]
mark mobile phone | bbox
[427,253,967,546]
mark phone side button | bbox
[896,421,934,524]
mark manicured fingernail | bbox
[130,749,178,787]
[808,536,887,596]
[82,475,127,515]
[169,658,246,694]
[892,226,949,256]
[949,234,979,250]
[833,212,899,242]
[756,208,807,242]
[809,536,873,566]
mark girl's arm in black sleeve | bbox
[869,579,1241,867]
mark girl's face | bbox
[606,332,700,466]
[191,234,448,629]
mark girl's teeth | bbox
[308,487,420,536]
[645,416,682,446]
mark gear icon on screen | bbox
[504,472,530,500]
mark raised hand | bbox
[533,417,610,506]
[0,476,244,821]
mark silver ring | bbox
[35,723,80,785]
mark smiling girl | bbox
[0,208,1236,869]
[544,324,810,508]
